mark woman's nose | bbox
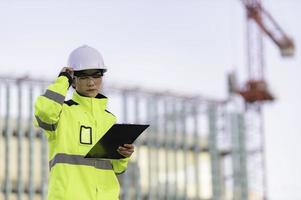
[87,77,95,86]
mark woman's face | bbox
[73,69,103,97]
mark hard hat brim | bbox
[73,68,107,77]
[73,68,107,73]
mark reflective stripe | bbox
[35,115,57,131]
[49,153,113,170]
[42,89,65,105]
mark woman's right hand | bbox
[60,67,74,78]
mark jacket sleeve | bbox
[34,74,72,133]
[111,157,130,174]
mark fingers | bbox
[117,144,135,157]
[61,67,74,72]
[123,144,134,148]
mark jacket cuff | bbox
[58,72,73,87]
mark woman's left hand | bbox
[117,144,135,157]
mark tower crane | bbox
[228,0,295,199]
[238,0,294,103]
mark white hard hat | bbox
[67,45,107,72]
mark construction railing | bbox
[0,76,253,200]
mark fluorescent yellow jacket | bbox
[34,74,129,200]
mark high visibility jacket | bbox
[34,74,129,200]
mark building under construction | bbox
[1,76,263,200]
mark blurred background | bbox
[0,0,300,199]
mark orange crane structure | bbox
[229,0,295,199]
[238,0,294,104]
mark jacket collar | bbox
[72,91,108,114]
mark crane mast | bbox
[230,0,295,199]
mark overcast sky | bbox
[0,0,300,199]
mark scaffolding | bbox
[0,76,263,200]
